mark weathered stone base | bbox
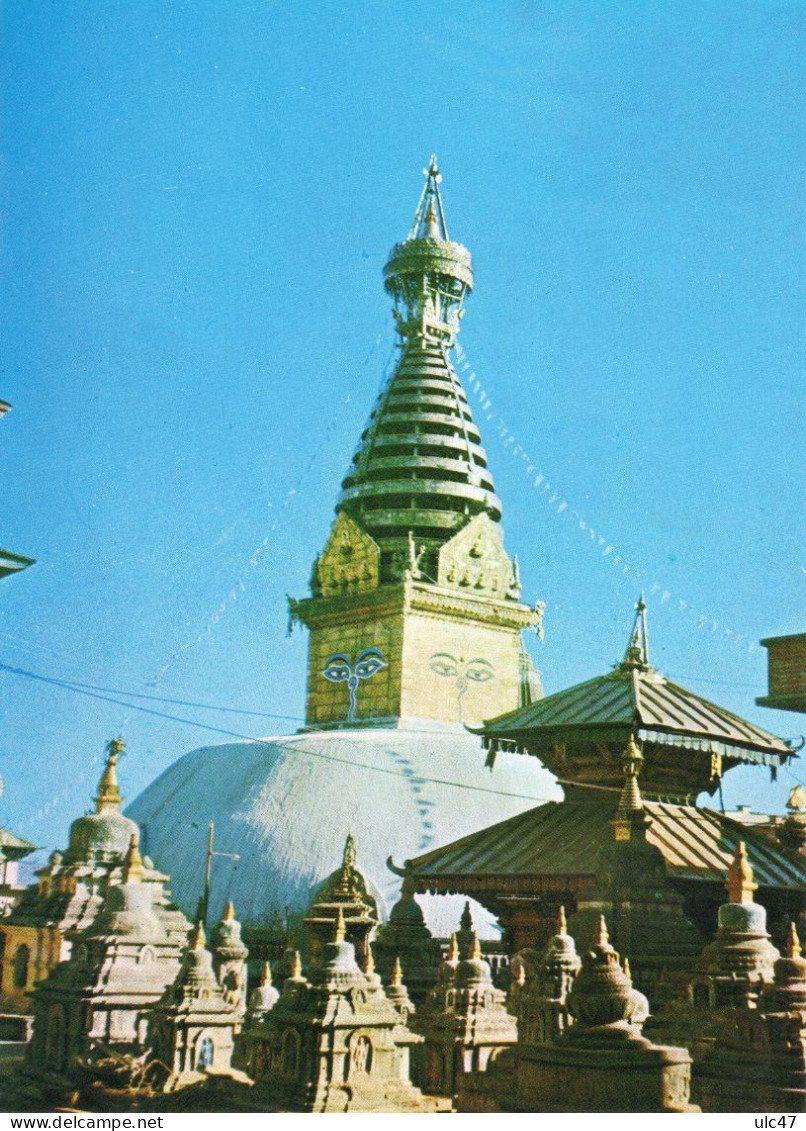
[696,1077,806,1115]
[507,1032,699,1113]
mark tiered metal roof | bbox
[335,157,501,561]
[479,599,792,772]
[409,795,806,893]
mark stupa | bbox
[126,158,560,935]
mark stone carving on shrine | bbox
[313,512,380,597]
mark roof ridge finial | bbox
[95,736,124,814]
[616,735,645,816]
[621,594,650,670]
[727,841,757,904]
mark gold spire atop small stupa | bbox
[334,906,346,943]
[191,921,206,950]
[223,900,235,921]
[95,737,124,814]
[391,956,404,987]
[557,905,567,934]
[290,950,303,979]
[622,955,632,980]
[784,920,802,960]
[123,832,143,884]
[259,960,272,986]
[727,841,757,904]
[446,933,459,962]
[468,930,482,961]
[363,946,376,977]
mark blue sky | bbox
[1,0,804,854]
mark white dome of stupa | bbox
[127,725,560,938]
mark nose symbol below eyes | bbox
[321,648,388,721]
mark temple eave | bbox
[292,580,540,631]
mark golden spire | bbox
[447,933,459,962]
[191,921,206,950]
[260,960,272,986]
[468,930,482,961]
[622,955,632,981]
[391,956,404,987]
[223,900,236,922]
[95,737,124,814]
[784,921,802,960]
[621,595,651,670]
[727,841,757,904]
[594,915,609,948]
[334,906,346,943]
[557,905,567,934]
[290,950,303,979]
[123,833,143,885]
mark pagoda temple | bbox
[406,601,805,967]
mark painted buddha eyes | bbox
[320,648,388,720]
[428,654,494,682]
[353,649,387,680]
[321,654,353,683]
[465,658,494,683]
[429,653,459,678]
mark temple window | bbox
[196,1035,214,1069]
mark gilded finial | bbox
[123,832,143,884]
[223,900,235,922]
[468,930,482,961]
[594,915,609,948]
[621,595,650,670]
[423,198,440,240]
[94,737,124,814]
[557,905,567,934]
[784,921,802,960]
[391,956,403,987]
[447,933,459,962]
[363,947,376,976]
[290,950,303,979]
[191,921,206,950]
[622,955,631,980]
[342,833,357,871]
[727,841,757,904]
[260,960,272,986]
[334,907,346,943]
